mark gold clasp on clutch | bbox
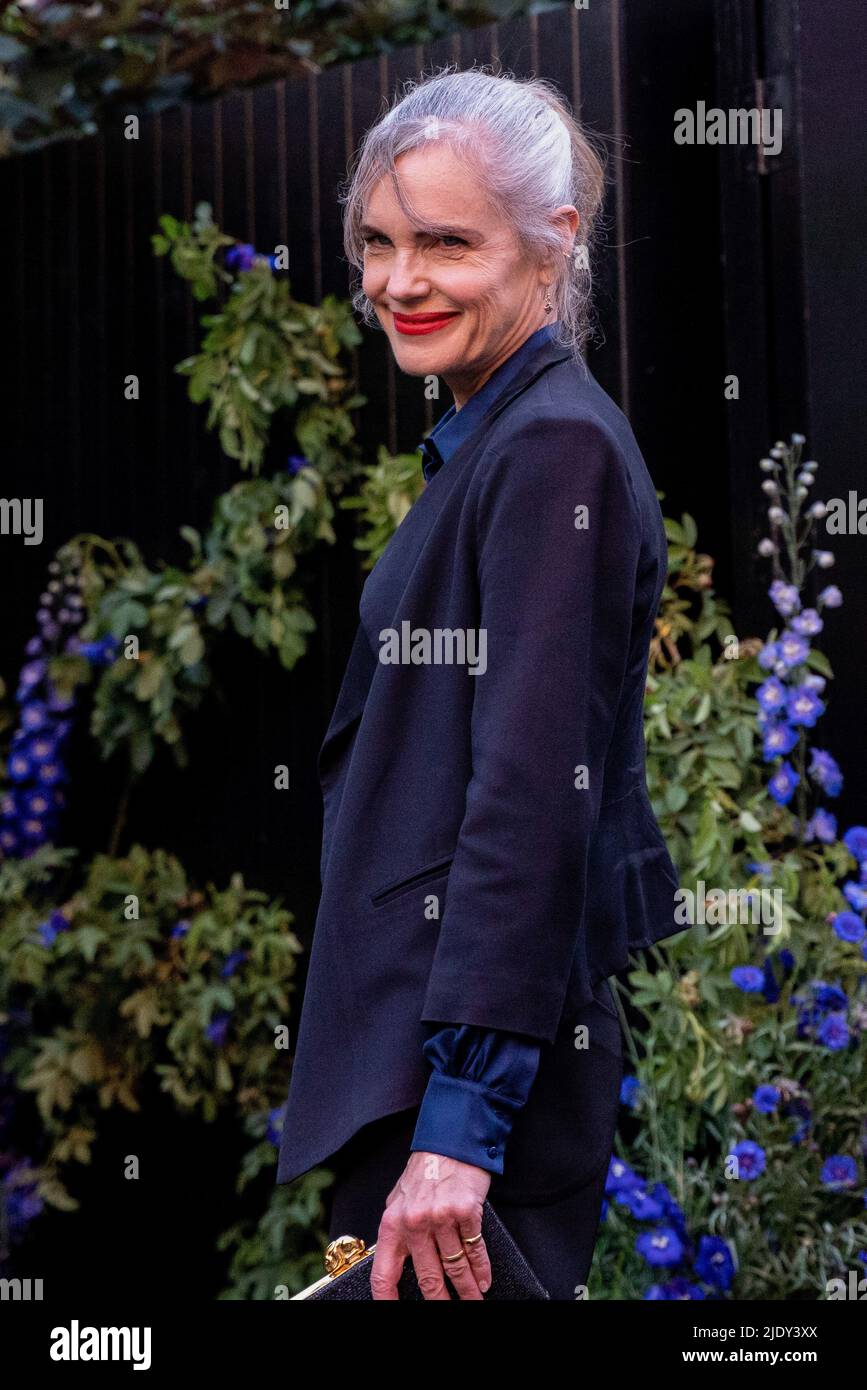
[324,1234,375,1276]
[290,1233,377,1298]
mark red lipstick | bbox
[393,311,461,336]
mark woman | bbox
[276,66,683,1301]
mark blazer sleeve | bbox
[421,415,642,1043]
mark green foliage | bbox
[50,463,335,776]
[153,203,364,478]
[0,843,301,1143]
[0,1,525,157]
[340,445,426,568]
[217,1162,334,1300]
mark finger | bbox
[457,1215,492,1294]
[433,1220,484,1301]
[405,1230,452,1301]
[370,1218,407,1301]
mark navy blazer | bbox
[276,332,684,1188]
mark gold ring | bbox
[463,1233,483,1245]
[443,1250,466,1263]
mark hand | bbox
[370,1150,492,1300]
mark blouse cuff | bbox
[410,1071,519,1175]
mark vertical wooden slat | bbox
[610,0,630,414]
[307,72,322,302]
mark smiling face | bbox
[361,142,577,408]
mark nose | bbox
[384,249,431,307]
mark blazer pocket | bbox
[370,853,455,907]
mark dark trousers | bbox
[326,980,623,1301]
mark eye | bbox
[362,233,391,247]
[437,235,467,248]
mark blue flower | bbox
[753,1085,780,1113]
[221,950,247,978]
[769,580,800,617]
[225,242,258,272]
[729,1140,766,1180]
[20,700,50,732]
[817,1012,850,1050]
[805,808,837,842]
[171,920,190,940]
[818,585,842,608]
[660,1278,706,1300]
[7,751,33,783]
[36,909,70,947]
[756,676,787,714]
[820,1155,858,1190]
[784,1097,812,1146]
[777,630,810,667]
[757,641,780,671]
[814,981,848,1011]
[748,860,773,878]
[635,1227,685,1267]
[266,1105,285,1146]
[786,684,825,727]
[79,635,119,666]
[731,966,764,993]
[833,912,866,945]
[36,759,65,788]
[3,1163,44,1236]
[762,722,798,761]
[761,956,782,1004]
[843,826,867,865]
[619,1185,666,1221]
[606,1156,643,1195]
[286,455,310,475]
[803,673,827,693]
[694,1235,735,1291]
[17,658,46,694]
[651,1184,690,1244]
[791,608,823,636]
[768,760,799,804]
[843,881,867,912]
[205,1012,231,1047]
[808,749,842,797]
[620,1074,642,1110]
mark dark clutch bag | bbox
[292,1199,550,1300]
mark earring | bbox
[544,289,553,312]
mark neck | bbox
[447,316,552,410]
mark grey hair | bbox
[339,64,608,363]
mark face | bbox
[360,143,577,407]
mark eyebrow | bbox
[359,222,480,240]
